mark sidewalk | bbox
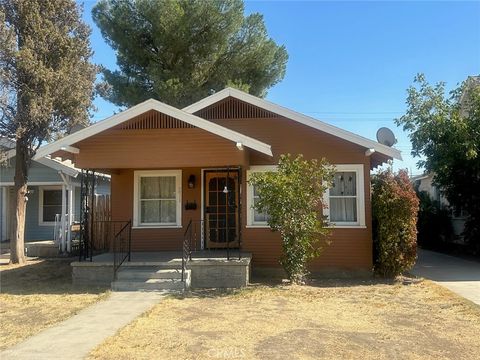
[0,291,166,360]
[412,249,480,305]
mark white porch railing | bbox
[54,213,75,253]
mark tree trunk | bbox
[10,140,28,264]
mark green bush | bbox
[248,154,334,284]
[416,191,454,250]
[372,169,419,277]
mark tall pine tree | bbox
[93,0,288,108]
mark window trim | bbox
[246,165,277,228]
[38,186,64,226]
[323,164,366,228]
[133,170,182,228]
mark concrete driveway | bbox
[412,249,480,305]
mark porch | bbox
[72,251,252,290]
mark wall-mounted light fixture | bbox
[236,142,244,151]
[188,174,196,189]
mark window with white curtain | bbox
[133,170,182,227]
[329,172,357,222]
[324,164,365,227]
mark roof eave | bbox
[184,87,403,161]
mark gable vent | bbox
[194,97,277,120]
[118,110,195,130]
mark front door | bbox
[204,171,239,249]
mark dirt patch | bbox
[0,258,109,350]
[89,280,480,360]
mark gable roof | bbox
[183,87,402,160]
[34,98,273,160]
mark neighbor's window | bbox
[40,187,67,224]
[324,165,365,227]
[134,170,182,227]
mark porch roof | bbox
[34,99,273,161]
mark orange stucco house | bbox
[35,88,401,289]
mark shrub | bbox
[416,191,454,250]
[248,154,335,283]
[372,168,419,277]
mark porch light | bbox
[236,142,243,150]
[188,174,196,189]
[223,186,229,194]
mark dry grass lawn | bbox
[0,258,109,350]
[90,278,480,360]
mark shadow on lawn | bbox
[0,258,108,295]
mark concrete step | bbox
[112,278,185,292]
[116,268,183,281]
[112,268,191,292]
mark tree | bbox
[372,168,419,277]
[92,0,288,108]
[395,74,480,253]
[0,0,96,264]
[248,155,334,283]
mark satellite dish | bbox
[376,127,397,147]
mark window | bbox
[246,165,276,227]
[39,187,67,225]
[324,164,365,227]
[133,170,182,227]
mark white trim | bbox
[133,170,182,228]
[38,185,64,226]
[132,225,182,230]
[184,88,402,160]
[34,99,273,160]
[323,164,366,228]
[246,165,277,227]
[36,157,80,177]
[60,145,79,154]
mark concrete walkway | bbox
[1,291,166,360]
[412,249,480,305]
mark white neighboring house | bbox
[412,173,467,241]
[0,137,110,252]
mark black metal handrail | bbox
[182,220,193,282]
[113,220,132,280]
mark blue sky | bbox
[81,1,480,175]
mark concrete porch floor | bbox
[86,250,252,266]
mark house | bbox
[0,137,110,254]
[412,173,467,241]
[33,88,401,289]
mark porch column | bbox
[67,185,74,253]
[61,184,67,253]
